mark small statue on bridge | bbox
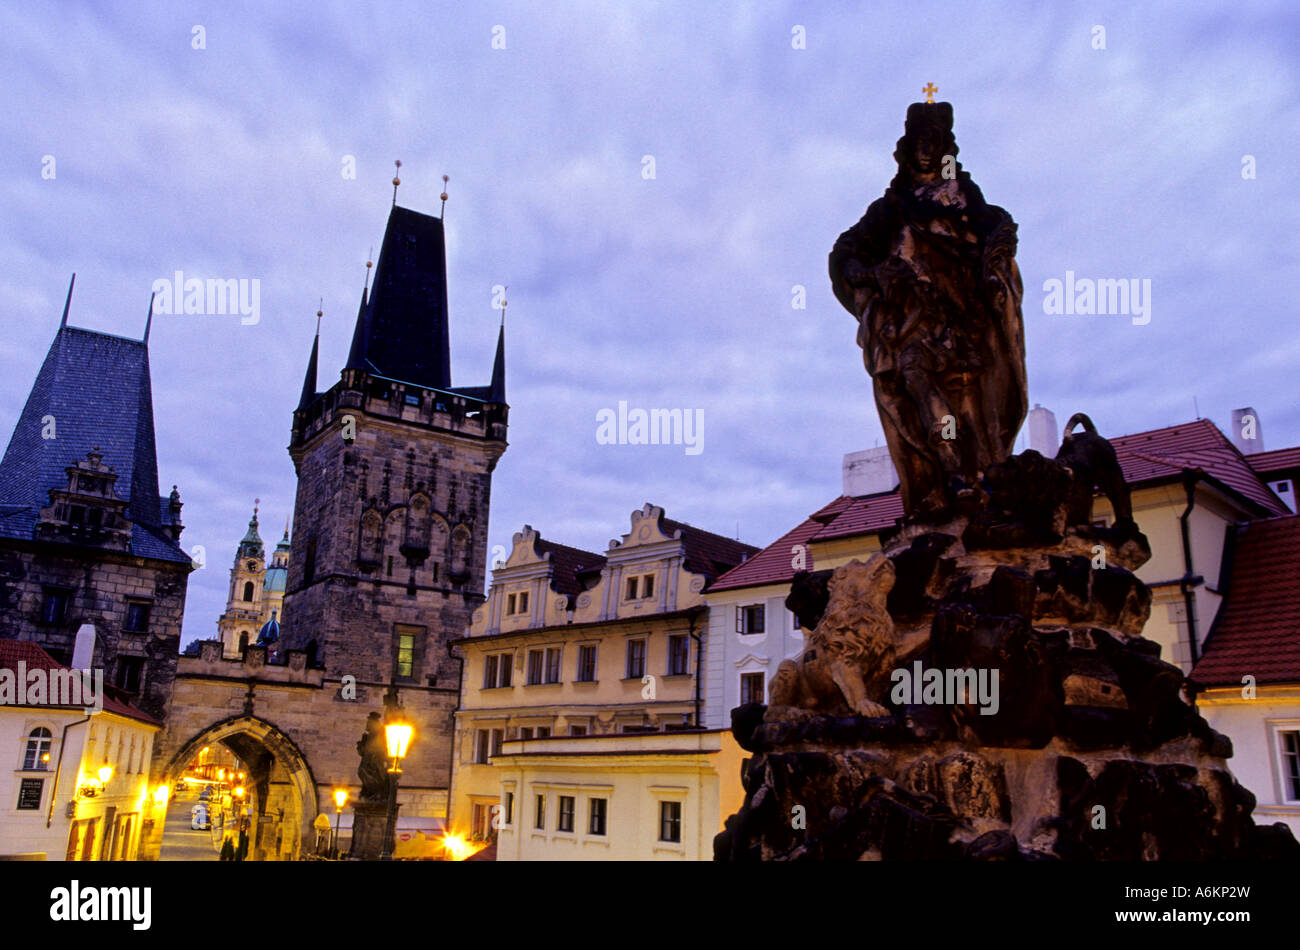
[356,711,391,801]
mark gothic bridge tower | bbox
[281,197,508,815]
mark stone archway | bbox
[145,714,319,861]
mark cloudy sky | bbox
[1,1,1296,648]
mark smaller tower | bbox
[216,503,267,658]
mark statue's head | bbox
[891,102,961,187]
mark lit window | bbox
[23,728,52,771]
[397,634,415,677]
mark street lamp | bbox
[97,762,113,786]
[379,700,412,861]
[332,788,348,859]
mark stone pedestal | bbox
[348,800,397,861]
[716,452,1300,861]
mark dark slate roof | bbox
[1246,446,1300,479]
[711,418,1288,594]
[346,205,453,391]
[1190,515,1300,688]
[0,324,190,564]
[658,515,759,581]
[533,538,606,599]
[0,639,162,725]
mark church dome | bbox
[256,612,280,645]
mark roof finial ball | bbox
[441,174,449,217]
[391,159,402,206]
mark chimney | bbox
[842,447,899,497]
[72,623,97,670]
[1230,407,1264,455]
[1027,404,1059,456]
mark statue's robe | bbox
[830,173,1026,516]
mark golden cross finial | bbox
[316,299,323,334]
[922,82,938,104]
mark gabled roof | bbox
[1190,515,1300,688]
[0,639,162,725]
[533,538,606,599]
[710,418,1294,594]
[0,323,190,564]
[658,515,759,581]
[1108,419,1288,517]
[1246,446,1300,480]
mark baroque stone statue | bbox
[356,711,391,801]
[829,101,1027,519]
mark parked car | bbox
[190,803,210,830]
[198,787,211,802]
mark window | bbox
[576,644,597,682]
[526,650,544,685]
[568,724,587,736]
[626,639,646,679]
[589,798,607,836]
[303,536,317,582]
[123,602,150,633]
[741,672,766,705]
[1282,730,1300,801]
[520,727,533,740]
[558,795,575,832]
[517,591,529,613]
[396,633,415,678]
[506,593,516,615]
[242,581,254,602]
[113,656,143,694]
[737,604,765,634]
[23,728,52,771]
[40,588,70,625]
[544,647,561,684]
[483,653,512,688]
[642,574,654,598]
[625,576,638,600]
[504,792,514,825]
[659,801,682,842]
[668,635,689,675]
[404,392,421,406]
[534,794,545,829]
[535,726,550,738]
[474,729,490,764]
[491,728,504,757]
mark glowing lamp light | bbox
[153,785,170,805]
[385,721,413,763]
[333,788,348,810]
[97,763,113,785]
[234,786,245,799]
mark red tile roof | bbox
[0,639,161,725]
[1190,515,1300,688]
[1246,446,1300,478]
[711,418,1293,593]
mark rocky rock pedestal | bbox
[716,452,1300,861]
[347,800,396,860]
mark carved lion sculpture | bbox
[767,554,899,720]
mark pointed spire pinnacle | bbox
[59,273,75,329]
[489,309,506,405]
[283,516,291,541]
[143,291,155,344]
[441,174,449,218]
[392,159,402,207]
[298,308,321,410]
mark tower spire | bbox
[440,174,449,218]
[59,273,75,329]
[143,291,155,344]
[489,295,506,405]
[392,159,402,207]
[298,306,321,411]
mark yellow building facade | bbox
[448,504,755,851]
